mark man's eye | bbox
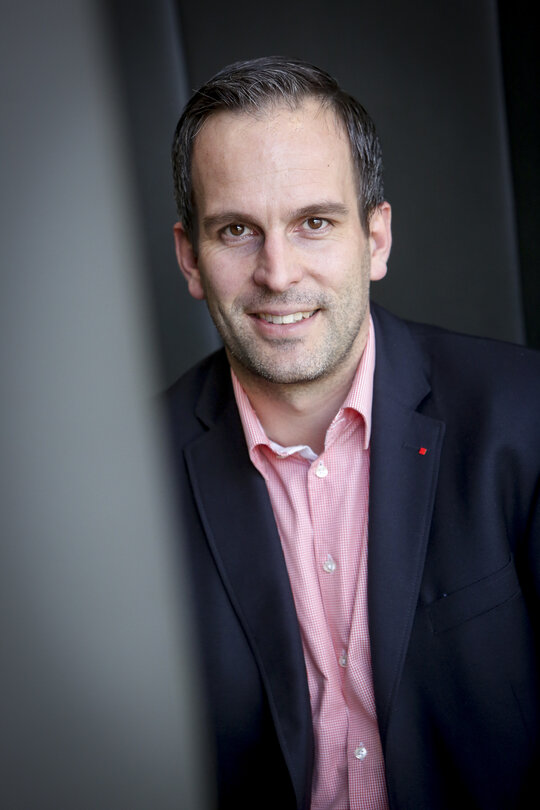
[303,217,329,231]
[223,224,253,238]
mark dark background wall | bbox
[107,0,539,388]
[498,0,540,349]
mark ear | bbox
[368,201,392,282]
[173,222,205,300]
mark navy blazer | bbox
[164,304,540,809]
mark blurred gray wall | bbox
[1,1,212,807]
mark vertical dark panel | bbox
[498,0,540,348]
[104,0,220,388]
[175,0,526,346]
[1,1,212,807]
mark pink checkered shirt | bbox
[231,317,388,809]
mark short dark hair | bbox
[172,56,384,242]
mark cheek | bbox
[199,262,245,308]
[310,245,363,289]
[202,248,256,293]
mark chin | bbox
[238,355,332,386]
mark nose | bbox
[252,232,304,292]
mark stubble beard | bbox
[203,253,371,387]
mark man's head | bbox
[171,57,391,393]
[172,56,384,244]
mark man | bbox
[166,56,540,809]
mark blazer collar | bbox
[368,305,446,743]
[187,352,313,808]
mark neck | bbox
[229,332,368,456]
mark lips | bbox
[256,310,317,325]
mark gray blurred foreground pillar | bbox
[0,2,213,807]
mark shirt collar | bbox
[232,315,376,455]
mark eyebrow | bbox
[294,202,350,220]
[201,201,350,233]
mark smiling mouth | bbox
[256,310,317,325]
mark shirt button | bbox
[339,650,347,668]
[322,554,336,573]
[315,461,328,478]
[354,745,368,761]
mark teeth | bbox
[259,310,315,324]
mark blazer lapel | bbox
[369,307,445,743]
[184,355,313,807]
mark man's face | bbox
[175,99,391,389]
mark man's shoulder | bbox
[372,303,540,443]
[161,347,232,443]
[165,348,228,401]
[412,317,540,401]
[372,302,540,390]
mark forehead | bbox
[190,99,356,214]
